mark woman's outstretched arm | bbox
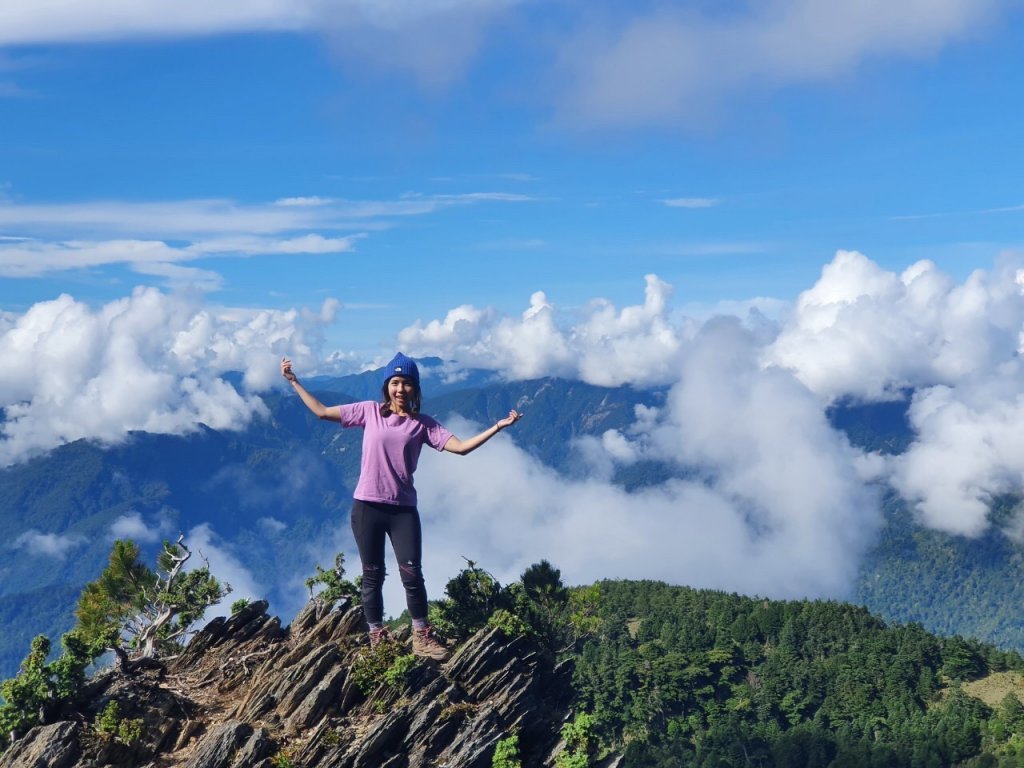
[281,357,341,422]
[443,410,522,456]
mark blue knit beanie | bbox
[383,352,420,388]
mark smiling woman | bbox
[281,352,521,659]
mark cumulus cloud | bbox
[766,250,1024,402]
[399,274,694,386]
[765,249,1024,538]
[553,0,1007,128]
[409,345,877,603]
[12,529,86,559]
[400,249,1024,545]
[889,375,1024,537]
[0,288,339,465]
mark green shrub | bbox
[384,653,416,689]
[493,731,523,768]
[94,700,144,745]
[230,598,250,614]
[350,639,407,695]
[305,553,359,605]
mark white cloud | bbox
[108,511,171,544]
[186,522,265,618]
[0,289,338,465]
[410,357,877,602]
[399,249,1024,545]
[257,517,287,534]
[767,250,1024,401]
[889,375,1024,537]
[662,198,721,209]
[12,529,86,559]
[0,194,527,287]
[399,274,693,386]
[765,249,1024,538]
[553,0,1007,128]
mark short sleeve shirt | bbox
[338,401,453,507]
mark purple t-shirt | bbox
[338,401,453,507]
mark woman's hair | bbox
[380,377,421,415]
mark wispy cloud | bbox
[892,202,1024,220]
[553,0,1008,129]
[0,192,528,286]
[0,235,362,279]
[0,1,1011,131]
[0,194,533,238]
[12,529,86,559]
[662,197,721,209]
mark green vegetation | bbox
[1,537,227,754]
[572,580,1024,767]
[555,712,597,768]
[492,731,522,768]
[304,552,360,605]
[350,638,415,697]
[0,629,102,750]
[93,700,143,745]
[230,598,250,614]
[431,558,598,655]
[858,495,1024,654]
[75,537,229,660]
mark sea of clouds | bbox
[5,250,1024,613]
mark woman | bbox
[281,352,522,660]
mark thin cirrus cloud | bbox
[0,194,534,237]
[0,192,531,282]
[661,197,721,209]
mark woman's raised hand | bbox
[496,409,522,430]
[280,357,297,383]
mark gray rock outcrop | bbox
[0,598,576,767]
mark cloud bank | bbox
[410,319,878,604]
[0,288,338,465]
[401,249,1024,545]
[7,248,1024,602]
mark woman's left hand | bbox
[496,410,523,430]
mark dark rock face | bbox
[1,599,575,767]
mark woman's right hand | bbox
[281,357,297,383]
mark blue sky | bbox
[2,0,1022,360]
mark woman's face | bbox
[387,376,416,413]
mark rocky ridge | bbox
[0,599,581,768]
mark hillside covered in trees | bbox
[3,548,1024,767]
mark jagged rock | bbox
[0,721,80,768]
[181,720,270,768]
[0,602,576,768]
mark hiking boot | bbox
[369,626,395,648]
[412,626,450,661]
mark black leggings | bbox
[350,499,428,625]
